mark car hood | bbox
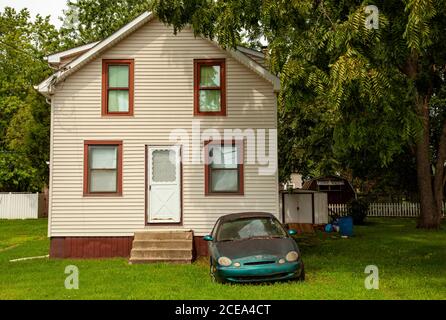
[215,238,298,260]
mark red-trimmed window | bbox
[84,141,123,196]
[102,60,134,116]
[194,59,226,116]
[205,140,244,195]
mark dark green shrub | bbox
[348,199,369,225]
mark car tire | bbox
[210,259,225,284]
[297,268,305,281]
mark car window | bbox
[217,217,287,241]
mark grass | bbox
[0,218,445,300]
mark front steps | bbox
[129,230,193,264]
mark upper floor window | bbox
[102,60,134,116]
[84,141,123,196]
[194,59,226,116]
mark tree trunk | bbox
[432,119,446,226]
[416,94,444,229]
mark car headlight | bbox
[218,257,232,267]
[286,251,299,262]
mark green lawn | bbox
[0,218,444,300]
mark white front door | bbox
[148,146,181,223]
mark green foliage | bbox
[0,152,39,192]
[0,7,59,191]
[348,198,369,225]
[60,0,152,46]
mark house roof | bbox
[46,41,100,67]
[36,11,280,97]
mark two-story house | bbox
[37,12,281,262]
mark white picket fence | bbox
[0,192,39,219]
[329,202,446,217]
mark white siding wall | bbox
[50,19,279,237]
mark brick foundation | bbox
[50,236,209,259]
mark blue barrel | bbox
[339,216,353,237]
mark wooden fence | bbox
[0,192,40,219]
[329,202,446,218]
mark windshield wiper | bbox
[245,236,285,240]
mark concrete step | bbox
[129,230,194,264]
[130,248,192,260]
[129,258,192,264]
[132,240,193,250]
[134,230,193,241]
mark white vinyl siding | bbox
[49,19,279,237]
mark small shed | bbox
[302,175,356,204]
[280,190,328,225]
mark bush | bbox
[348,199,369,225]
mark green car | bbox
[204,212,305,283]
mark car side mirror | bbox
[288,229,297,236]
[203,235,214,242]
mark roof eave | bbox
[228,48,280,92]
[47,41,100,64]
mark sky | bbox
[0,0,68,28]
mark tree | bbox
[0,7,60,191]
[60,0,152,46]
[151,0,446,228]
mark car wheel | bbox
[297,268,305,281]
[210,259,225,284]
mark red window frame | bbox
[194,59,226,116]
[83,140,123,197]
[204,140,244,196]
[102,59,134,116]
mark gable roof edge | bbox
[36,11,153,96]
[226,48,280,92]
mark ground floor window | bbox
[83,141,123,196]
[205,140,244,195]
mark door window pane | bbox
[199,90,221,112]
[108,65,129,88]
[152,150,177,183]
[200,65,220,87]
[211,170,238,192]
[108,90,129,112]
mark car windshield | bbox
[216,217,288,242]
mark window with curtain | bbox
[194,59,226,116]
[84,141,122,196]
[102,60,134,116]
[205,140,244,195]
